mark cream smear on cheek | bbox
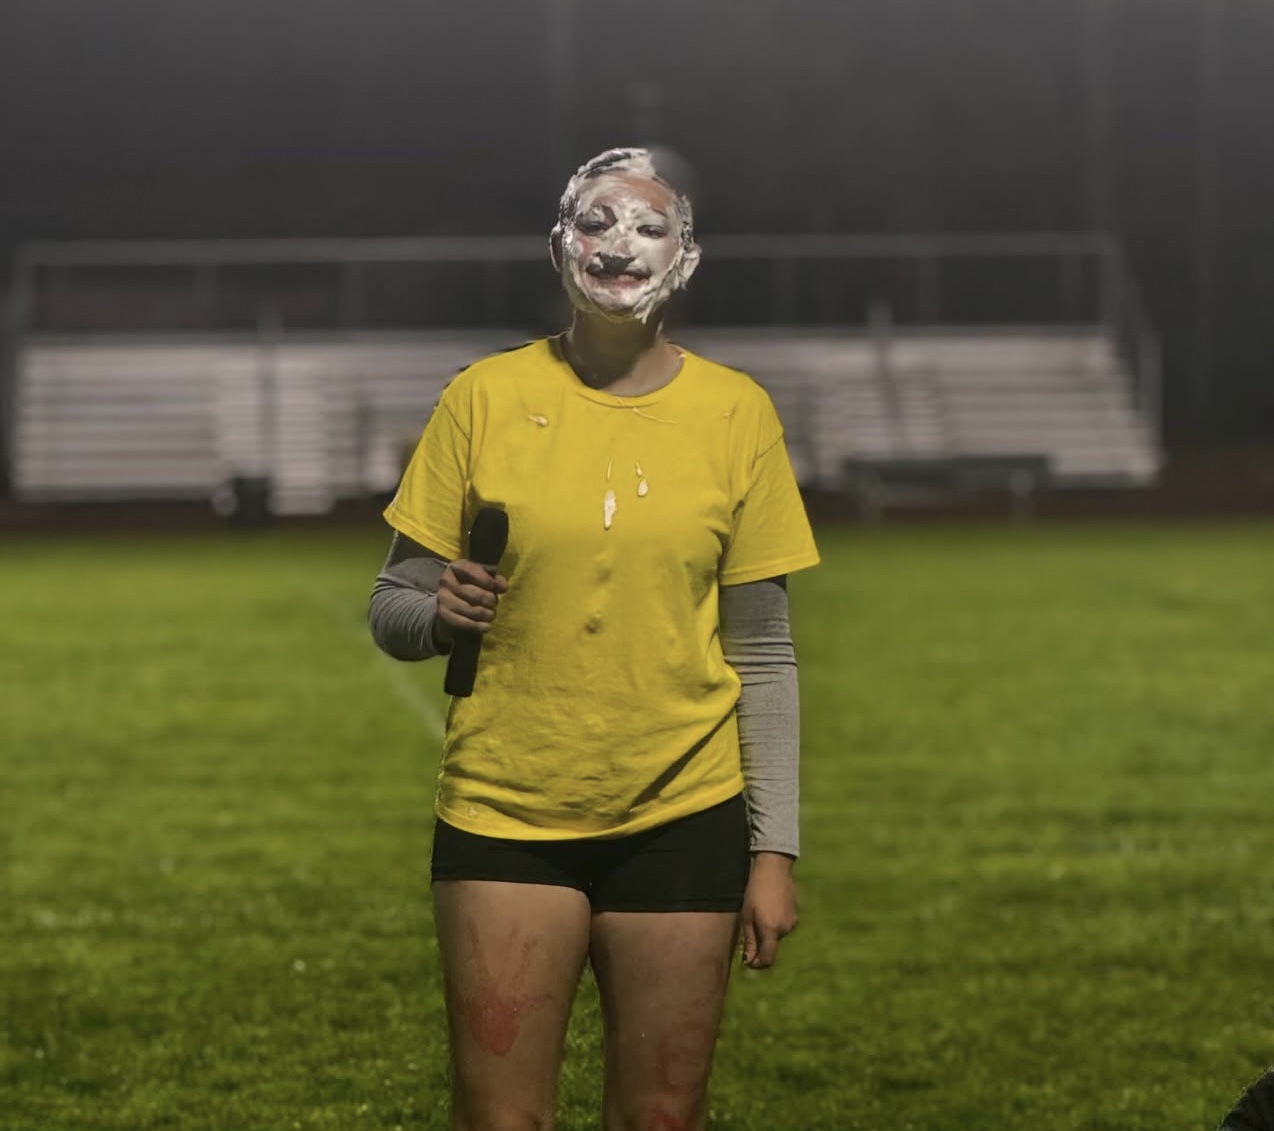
[561,181,693,324]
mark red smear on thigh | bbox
[648,1103,693,1131]
[462,986,544,1057]
[452,923,553,1057]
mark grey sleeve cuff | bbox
[719,577,801,859]
[367,533,452,661]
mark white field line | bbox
[317,593,446,741]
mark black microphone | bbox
[443,507,509,698]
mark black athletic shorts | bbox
[431,793,751,913]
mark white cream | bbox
[555,149,700,325]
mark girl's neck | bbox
[564,312,680,396]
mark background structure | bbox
[2,0,1271,448]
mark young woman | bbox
[369,147,820,1131]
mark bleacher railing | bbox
[5,230,1162,456]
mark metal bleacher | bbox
[4,233,1163,516]
[13,335,521,514]
[680,327,1158,490]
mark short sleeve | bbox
[382,384,470,560]
[718,399,821,586]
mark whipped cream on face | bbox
[552,148,700,324]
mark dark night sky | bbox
[2,0,1272,439]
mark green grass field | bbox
[3,521,1273,1131]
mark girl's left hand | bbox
[739,853,799,969]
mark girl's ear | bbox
[679,241,702,285]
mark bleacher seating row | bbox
[11,329,1159,514]
[680,329,1158,487]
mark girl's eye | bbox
[638,226,667,238]
[578,221,608,235]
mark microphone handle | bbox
[442,561,498,698]
[443,629,483,698]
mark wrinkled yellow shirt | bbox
[385,338,820,840]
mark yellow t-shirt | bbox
[384,336,820,840]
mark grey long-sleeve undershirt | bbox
[368,533,801,857]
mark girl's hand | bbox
[739,852,799,969]
[434,560,510,643]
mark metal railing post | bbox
[339,263,365,331]
[194,264,218,330]
[1099,242,1125,338]
[916,254,941,324]
[771,259,797,325]
[484,260,510,325]
[1142,324,1164,457]
[1,258,35,499]
[1059,251,1082,324]
[258,303,281,487]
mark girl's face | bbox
[558,171,700,324]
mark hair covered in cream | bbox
[551,147,700,324]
